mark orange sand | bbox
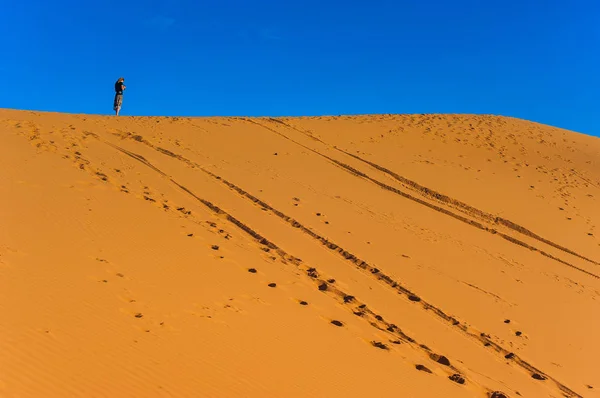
[1,109,598,397]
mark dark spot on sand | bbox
[430,353,450,366]
[268,283,277,288]
[490,392,508,398]
[343,295,355,303]
[248,268,257,273]
[449,374,465,384]
[408,295,421,302]
[415,364,432,373]
[331,320,343,327]
[327,279,336,284]
[515,331,522,336]
[505,352,515,359]
[318,282,328,291]
[299,301,308,306]
[371,341,389,350]
[532,373,546,380]
[134,313,143,318]
[504,319,511,324]
[211,245,219,250]
[187,233,193,237]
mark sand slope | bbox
[1,109,598,398]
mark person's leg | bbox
[114,95,123,116]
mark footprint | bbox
[371,341,389,350]
[248,268,257,273]
[449,374,465,384]
[531,373,546,380]
[306,268,319,278]
[343,295,355,303]
[330,320,344,327]
[268,283,277,288]
[490,392,508,398]
[429,353,450,366]
[299,301,308,306]
[415,364,432,373]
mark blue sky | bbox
[0,0,598,136]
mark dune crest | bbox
[1,109,599,397]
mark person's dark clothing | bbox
[115,81,124,95]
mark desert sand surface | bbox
[1,109,599,397]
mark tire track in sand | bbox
[247,119,599,279]
[99,130,582,398]
[84,132,511,394]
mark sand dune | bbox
[1,109,598,397]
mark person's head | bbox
[118,77,124,83]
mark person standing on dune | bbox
[113,77,126,116]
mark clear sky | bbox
[1,0,598,136]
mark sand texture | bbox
[1,109,599,397]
